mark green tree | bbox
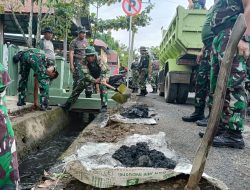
[3,0,56,47]
[149,46,160,60]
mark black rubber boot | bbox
[182,107,205,122]
[199,125,227,138]
[17,101,26,106]
[212,130,245,149]
[196,107,211,126]
[137,89,148,96]
[132,88,138,93]
[85,91,92,98]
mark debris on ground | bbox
[112,142,177,169]
[64,174,222,190]
[121,104,149,119]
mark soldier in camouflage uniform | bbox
[0,63,20,189]
[61,46,109,112]
[137,47,151,96]
[188,0,206,9]
[150,60,160,93]
[130,57,140,93]
[208,0,250,149]
[15,49,58,111]
[69,27,90,97]
[182,4,215,123]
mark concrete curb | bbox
[12,107,69,160]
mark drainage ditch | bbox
[18,112,95,190]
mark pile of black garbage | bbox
[121,105,149,119]
[112,142,177,169]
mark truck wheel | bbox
[164,74,177,103]
[176,84,189,104]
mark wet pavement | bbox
[139,91,250,190]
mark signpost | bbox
[122,0,142,87]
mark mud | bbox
[80,122,153,143]
[112,142,176,169]
[121,104,149,119]
[64,174,221,190]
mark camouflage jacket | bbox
[211,0,244,34]
[81,57,109,82]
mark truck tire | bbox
[158,70,165,96]
[164,74,177,103]
[176,84,189,104]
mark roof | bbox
[107,50,118,64]
[3,0,50,14]
[94,39,108,50]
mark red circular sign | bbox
[122,0,142,16]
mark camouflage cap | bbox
[77,26,88,33]
[85,46,97,56]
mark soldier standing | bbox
[61,46,109,112]
[130,57,140,93]
[15,49,58,111]
[69,27,90,97]
[182,4,215,124]
[137,46,151,96]
[39,27,55,65]
[209,0,250,149]
[150,60,160,93]
[188,0,206,9]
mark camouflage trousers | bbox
[194,47,211,109]
[64,79,108,110]
[72,60,84,90]
[210,28,248,132]
[131,70,139,89]
[18,53,50,109]
[73,60,92,96]
[0,105,20,189]
[150,72,158,89]
[138,68,149,90]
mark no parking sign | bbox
[122,0,142,16]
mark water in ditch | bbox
[18,112,94,190]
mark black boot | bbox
[212,130,245,149]
[198,124,226,138]
[17,101,26,106]
[132,88,138,93]
[137,89,148,96]
[196,107,211,127]
[182,107,204,122]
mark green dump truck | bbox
[158,6,207,104]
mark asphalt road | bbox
[139,91,250,190]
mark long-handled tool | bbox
[102,83,131,104]
[185,14,246,190]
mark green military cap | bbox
[77,26,88,33]
[85,46,97,56]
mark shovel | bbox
[102,83,131,104]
